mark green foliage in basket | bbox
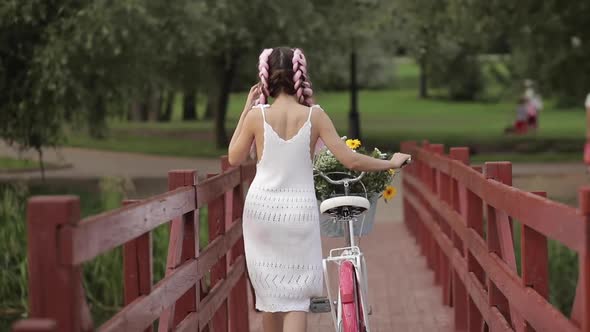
[313,138,396,201]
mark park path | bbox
[0,142,221,180]
[2,141,586,180]
[2,140,588,218]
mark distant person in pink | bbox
[524,80,543,132]
[505,96,529,135]
[584,93,590,166]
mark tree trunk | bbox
[36,147,45,181]
[182,90,197,121]
[419,56,429,99]
[89,96,107,138]
[204,95,215,120]
[348,50,361,140]
[146,91,159,121]
[139,99,149,122]
[128,102,142,121]
[158,91,174,122]
[214,56,238,148]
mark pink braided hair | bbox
[292,48,314,106]
[256,48,273,105]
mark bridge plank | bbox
[98,218,244,332]
[407,147,585,253]
[467,230,579,332]
[224,158,251,332]
[406,188,514,331]
[174,256,246,332]
[196,168,240,209]
[407,176,580,332]
[68,187,195,265]
[122,199,153,332]
[99,258,199,332]
[522,192,550,332]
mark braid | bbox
[291,48,314,106]
[257,48,273,105]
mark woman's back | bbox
[250,103,320,190]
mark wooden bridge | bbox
[11,142,590,332]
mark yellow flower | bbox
[383,186,397,201]
[345,139,362,150]
[388,169,396,176]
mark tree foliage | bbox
[2,0,588,157]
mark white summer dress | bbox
[243,104,324,312]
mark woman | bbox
[584,93,590,166]
[228,47,411,332]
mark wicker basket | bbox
[318,193,380,237]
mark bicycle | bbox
[311,157,411,332]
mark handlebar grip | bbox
[401,157,412,167]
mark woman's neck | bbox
[273,93,298,106]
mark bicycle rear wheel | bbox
[339,260,359,332]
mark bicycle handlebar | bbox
[313,156,411,185]
[314,171,366,185]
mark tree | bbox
[389,0,489,100]
[476,0,590,105]
[311,0,395,140]
[201,0,319,148]
[0,0,213,164]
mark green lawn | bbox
[0,157,40,171]
[65,58,587,162]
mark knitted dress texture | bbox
[243,104,323,312]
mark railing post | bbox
[484,162,512,324]
[159,170,198,331]
[431,144,452,305]
[450,147,469,331]
[576,187,590,332]
[26,196,87,332]
[222,156,251,332]
[426,144,440,285]
[208,168,228,332]
[466,166,484,332]
[520,191,549,332]
[123,199,153,332]
[401,141,417,236]
[485,162,525,331]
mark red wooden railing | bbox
[12,156,256,332]
[401,141,590,332]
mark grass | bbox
[67,89,586,159]
[68,132,226,158]
[509,220,578,315]
[65,57,587,161]
[0,157,40,171]
[0,157,65,173]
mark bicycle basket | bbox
[318,193,379,237]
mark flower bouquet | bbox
[314,138,398,237]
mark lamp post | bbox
[349,41,361,140]
[347,0,377,141]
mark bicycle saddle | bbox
[320,196,370,216]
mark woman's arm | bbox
[229,84,259,151]
[316,109,410,171]
[228,85,260,166]
[228,111,257,166]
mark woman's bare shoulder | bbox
[311,105,329,122]
[245,107,263,123]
